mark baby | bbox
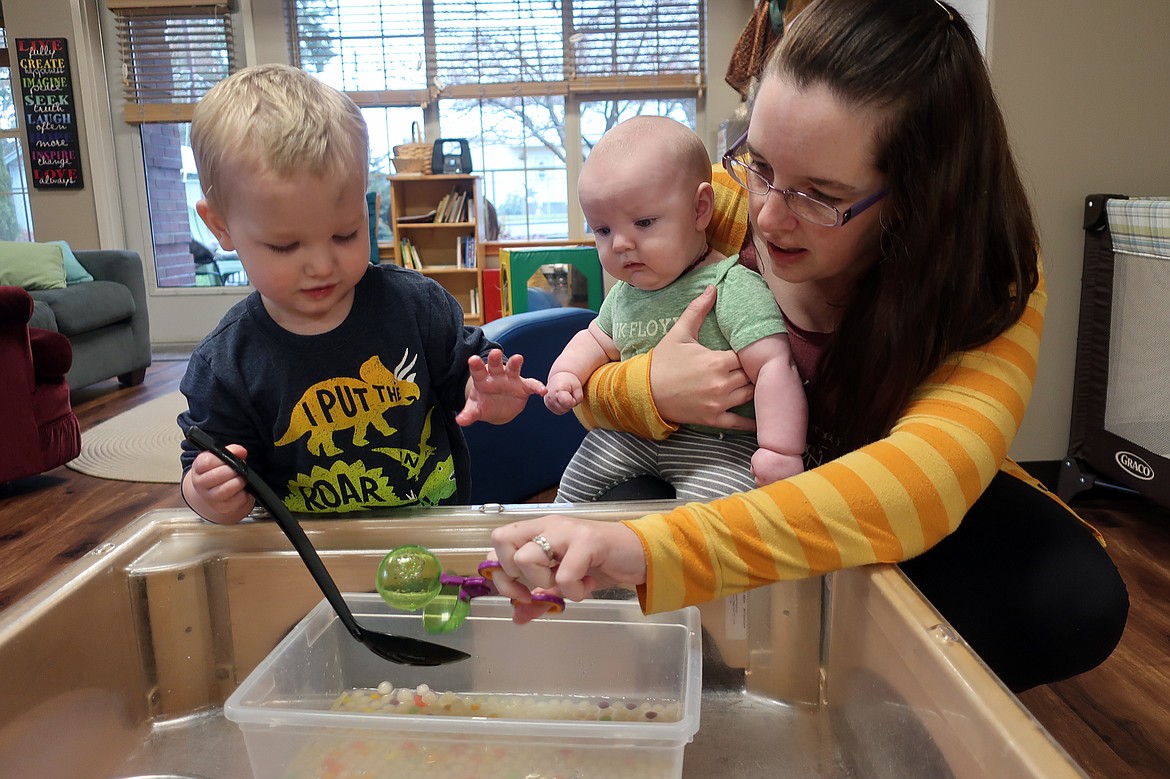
[546,116,806,501]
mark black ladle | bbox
[186,426,470,666]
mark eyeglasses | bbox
[721,131,886,227]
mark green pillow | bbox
[0,241,67,290]
[50,240,95,284]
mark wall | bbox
[704,0,757,155]
[986,0,1170,459]
[5,0,105,247]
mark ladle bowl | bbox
[185,426,470,666]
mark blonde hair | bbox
[191,64,369,208]
[586,115,711,190]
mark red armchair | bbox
[0,286,81,484]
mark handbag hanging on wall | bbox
[725,0,811,98]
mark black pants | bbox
[899,471,1128,691]
[602,472,1129,692]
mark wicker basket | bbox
[391,156,428,175]
[393,122,432,175]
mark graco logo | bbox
[1115,451,1155,481]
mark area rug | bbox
[67,391,187,483]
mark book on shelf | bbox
[456,235,477,268]
[434,194,451,222]
[469,288,480,316]
[398,209,437,224]
[399,238,422,270]
[439,190,468,223]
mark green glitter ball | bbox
[422,587,471,634]
[376,545,443,610]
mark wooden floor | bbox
[2,359,1169,777]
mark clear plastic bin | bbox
[225,594,702,778]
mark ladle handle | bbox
[185,426,365,642]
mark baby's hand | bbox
[186,445,254,523]
[544,371,584,415]
[751,447,804,487]
[457,349,545,426]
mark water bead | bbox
[376,545,443,610]
[332,685,682,723]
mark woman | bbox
[489,0,1127,692]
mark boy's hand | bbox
[544,370,584,415]
[751,447,804,487]
[457,349,546,426]
[182,444,255,524]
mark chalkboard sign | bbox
[15,37,85,190]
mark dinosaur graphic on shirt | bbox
[375,407,438,480]
[275,351,421,457]
[416,455,456,506]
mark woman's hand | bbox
[650,286,756,431]
[487,516,648,623]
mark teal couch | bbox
[27,250,152,390]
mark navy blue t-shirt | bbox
[178,264,495,512]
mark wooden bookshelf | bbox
[383,174,484,325]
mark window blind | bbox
[288,0,430,103]
[570,0,705,92]
[432,0,567,98]
[108,0,237,124]
[286,0,705,105]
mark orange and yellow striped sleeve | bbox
[708,165,751,258]
[623,273,1052,614]
[573,345,677,440]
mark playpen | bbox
[1058,194,1170,508]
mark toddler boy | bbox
[178,64,542,523]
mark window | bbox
[0,19,33,240]
[289,0,707,241]
[110,0,240,287]
[110,0,237,122]
[120,0,705,286]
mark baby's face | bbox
[579,153,707,291]
[200,168,371,335]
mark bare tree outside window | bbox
[290,0,705,241]
[130,0,705,285]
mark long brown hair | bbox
[763,0,1039,451]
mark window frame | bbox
[0,15,34,241]
[287,0,708,241]
[108,0,240,123]
[111,0,709,290]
